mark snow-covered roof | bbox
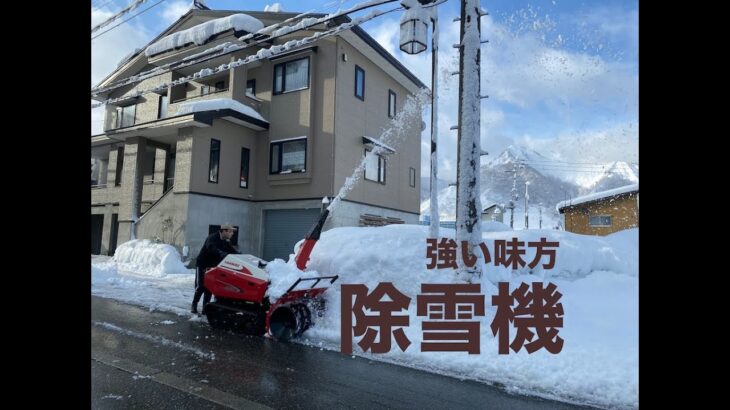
[362,136,396,153]
[176,98,268,123]
[145,14,264,57]
[482,202,503,212]
[556,183,638,212]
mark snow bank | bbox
[91,225,638,408]
[111,239,189,276]
[481,220,511,232]
[296,225,637,409]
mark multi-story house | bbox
[91,9,426,261]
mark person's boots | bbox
[191,302,198,314]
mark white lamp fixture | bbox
[399,4,428,55]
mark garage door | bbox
[263,208,322,262]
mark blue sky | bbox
[91,0,638,181]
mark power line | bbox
[92,0,168,41]
[92,0,400,96]
[92,0,401,104]
[93,0,117,9]
[91,6,401,109]
[92,0,152,34]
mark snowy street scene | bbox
[92,0,637,409]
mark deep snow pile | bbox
[92,227,638,409]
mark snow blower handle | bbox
[294,208,329,270]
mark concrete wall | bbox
[185,193,256,259]
[135,191,189,250]
[327,199,419,229]
[563,193,639,236]
[333,37,421,214]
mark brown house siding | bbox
[562,193,638,236]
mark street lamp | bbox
[399,7,428,54]
[399,0,440,239]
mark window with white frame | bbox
[589,215,612,227]
[364,149,386,184]
[274,57,309,94]
[409,167,416,187]
[270,137,306,174]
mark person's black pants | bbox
[192,266,212,310]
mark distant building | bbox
[480,203,504,223]
[556,184,638,235]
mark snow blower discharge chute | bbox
[203,209,337,341]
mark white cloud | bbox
[91,8,152,86]
[365,6,636,182]
[92,7,154,136]
[160,1,192,26]
[517,122,639,165]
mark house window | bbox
[364,149,385,184]
[240,147,250,188]
[409,167,416,187]
[158,95,168,119]
[270,138,306,174]
[116,105,136,128]
[214,80,225,91]
[273,57,309,94]
[355,65,365,100]
[115,147,124,186]
[246,79,256,96]
[589,215,612,227]
[209,139,220,183]
[388,90,397,118]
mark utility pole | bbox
[455,0,483,278]
[539,204,542,229]
[428,4,440,239]
[524,181,530,229]
[505,161,523,229]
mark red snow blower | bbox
[203,208,337,341]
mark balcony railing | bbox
[171,87,229,104]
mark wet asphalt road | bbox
[91,296,597,410]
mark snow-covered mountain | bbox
[420,176,451,202]
[580,161,639,194]
[420,145,638,229]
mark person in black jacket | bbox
[191,223,239,314]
